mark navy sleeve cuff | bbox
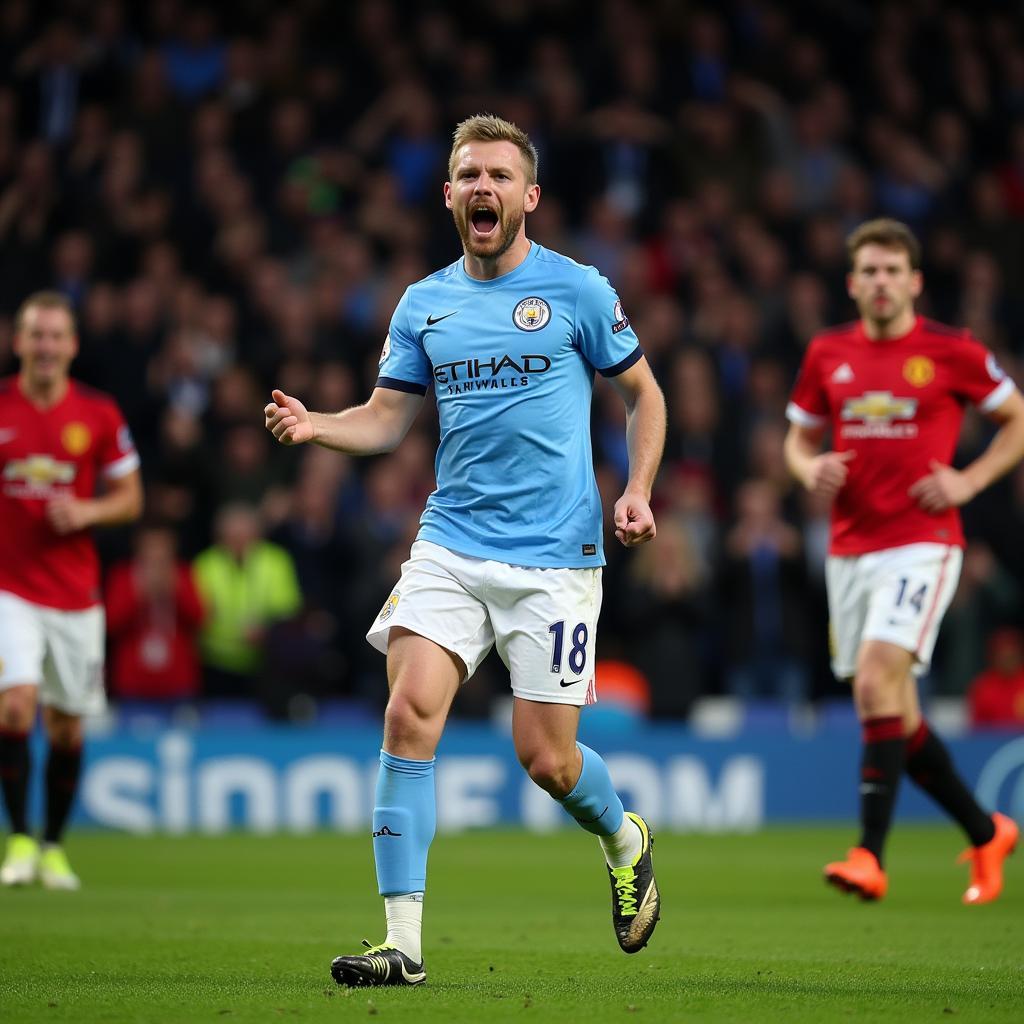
[376,376,428,396]
[598,346,643,378]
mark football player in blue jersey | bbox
[265,114,667,987]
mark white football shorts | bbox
[825,542,963,680]
[366,540,601,706]
[0,590,107,715]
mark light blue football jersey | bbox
[377,242,643,568]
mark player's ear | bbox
[845,272,855,299]
[910,269,923,299]
[443,181,453,210]
[524,183,540,213]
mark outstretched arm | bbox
[607,357,666,547]
[264,385,424,455]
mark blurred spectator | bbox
[105,525,204,702]
[192,503,301,696]
[719,479,809,706]
[615,518,708,719]
[968,629,1024,729]
[269,447,356,682]
[17,19,83,145]
[160,8,226,103]
[933,542,1023,695]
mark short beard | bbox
[455,207,524,262]
[859,296,906,329]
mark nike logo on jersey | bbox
[559,678,578,687]
[831,362,854,383]
[426,311,458,325]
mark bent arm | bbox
[48,468,144,535]
[608,357,666,501]
[963,390,1024,495]
[93,468,144,525]
[783,422,825,490]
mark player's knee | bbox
[853,660,903,714]
[383,692,438,747]
[519,748,576,797]
[0,693,35,731]
[48,721,83,749]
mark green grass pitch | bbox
[1,826,1021,1022]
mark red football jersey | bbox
[0,377,139,609]
[786,317,1016,556]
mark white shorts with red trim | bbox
[825,542,963,680]
[0,590,106,715]
[366,540,601,706]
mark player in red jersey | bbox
[0,292,142,890]
[784,219,1024,904]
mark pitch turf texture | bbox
[1,828,1021,1023]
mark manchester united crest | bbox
[61,421,91,455]
[902,356,935,388]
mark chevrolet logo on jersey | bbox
[3,455,76,486]
[840,391,919,439]
[841,391,917,422]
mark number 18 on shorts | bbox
[365,540,601,705]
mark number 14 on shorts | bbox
[893,576,928,618]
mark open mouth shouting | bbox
[470,204,500,242]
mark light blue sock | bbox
[558,743,625,837]
[373,750,436,896]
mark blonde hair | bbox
[846,218,921,270]
[15,290,77,335]
[449,114,539,184]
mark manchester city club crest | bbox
[512,296,551,332]
[378,592,400,622]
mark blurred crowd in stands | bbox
[1,0,1023,725]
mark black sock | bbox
[0,729,31,834]
[905,721,995,847]
[858,716,905,866]
[44,745,82,844]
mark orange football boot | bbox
[959,812,1019,905]
[824,847,888,901]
